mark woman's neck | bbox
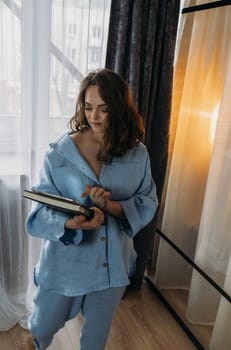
[89,129,104,145]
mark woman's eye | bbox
[101,107,108,113]
[84,105,108,113]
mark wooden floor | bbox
[0,282,200,350]
[160,289,212,350]
[145,268,213,350]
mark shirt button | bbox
[100,236,106,241]
[102,262,108,268]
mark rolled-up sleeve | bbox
[25,153,83,245]
[120,153,158,237]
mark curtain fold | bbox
[106,0,180,286]
[0,175,29,330]
[155,3,231,349]
[22,0,52,179]
[186,23,231,346]
[106,0,180,201]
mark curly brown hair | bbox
[69,68,145,163]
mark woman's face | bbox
[84,85,109,135]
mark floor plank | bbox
[106,286,197,350]
[145,268,213,350]
[160,289,212,350]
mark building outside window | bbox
[0,0,111,174]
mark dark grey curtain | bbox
[106,0,180,288]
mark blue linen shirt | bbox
[26,133,158,296]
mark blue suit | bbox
[26,132,158,349]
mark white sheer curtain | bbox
[0,0,111,331]
[155,2,231,350]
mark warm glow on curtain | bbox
[187,28,231,346]
[155,3,231,350]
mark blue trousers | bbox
[28,285,125,350]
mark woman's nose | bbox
[91,109,99,120]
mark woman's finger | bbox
[80,184,91,198]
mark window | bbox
[49,0,111,140]
[0,0,111,175]
[92,25,101,38]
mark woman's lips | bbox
[91,122,101,127]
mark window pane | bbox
[0,1,22,173]
[0,1,21,116]
[49,0,111,141]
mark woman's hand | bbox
[64,207,104,230]
[81,185,110,209]
[81,185,125,218]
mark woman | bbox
[23,68,158,350]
